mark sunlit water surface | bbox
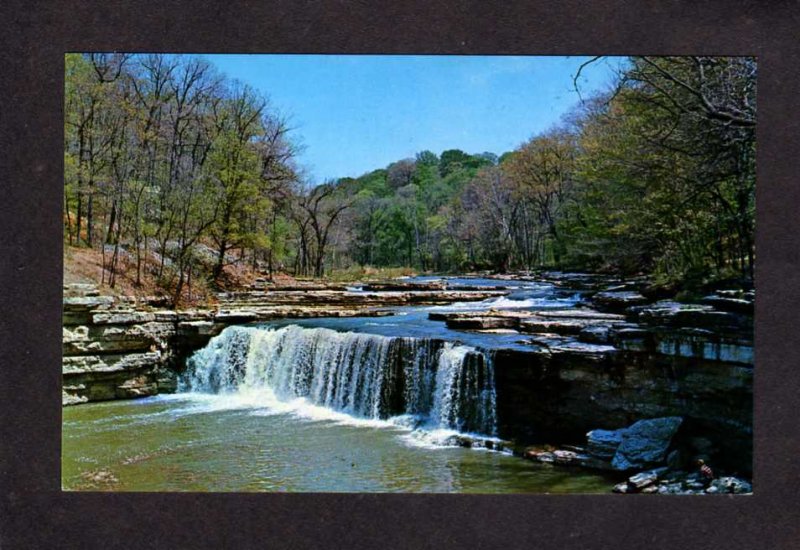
[62,394,618,492]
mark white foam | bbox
[426,289,580,313]
[171,388,400,430]
[180,324,501,450]
[400,428,464,449]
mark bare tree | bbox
[299,182,353,278]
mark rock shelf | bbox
[61,282,509,406]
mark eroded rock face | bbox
[62,286,176,405]
[491,345,752,474]
[62,322,173,355]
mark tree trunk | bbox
[86,193,93,247]
[75,194,83,246]
[106,202,117,245]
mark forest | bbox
[64,54,755,303]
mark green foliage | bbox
[331,56,755,287]
[559,57,755,284]
[64,54,755,293]
[63,53,300,301]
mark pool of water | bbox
[62,394,620,493]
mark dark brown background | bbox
[1,1,798,548]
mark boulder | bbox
[611,417,683,470]
[612,482,633,493]
[587,429,624,459]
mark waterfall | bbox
[182,325,497,436]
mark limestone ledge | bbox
[62,282,507,406]
[429,304,753,365]
[63,351,162,375]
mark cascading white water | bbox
[430,345,497,435]
[182,325,497,436]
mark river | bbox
[62,276,622,493]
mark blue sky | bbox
[202,55,622,183]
